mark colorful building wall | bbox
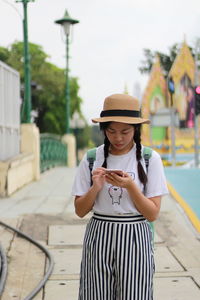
[141,40,196,150]
[168,41,195,129]
[141,55,167,144]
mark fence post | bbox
[20,123,40,180]
[62,134,76,167]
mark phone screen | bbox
[105,169,123,176]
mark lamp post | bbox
[168,76,176,167]
[55,10,79,134]
[16,0,34,123]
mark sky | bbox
[0,0,200,124]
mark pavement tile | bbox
[154,246,184,272]
[48,224,86,246]
[154,276,200,300]
[49,248,82,277]
[44,280,79,300]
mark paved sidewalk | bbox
[0,166,200,299]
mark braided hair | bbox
[99,122,147,186]
[100,123,110,168]
[133,124,148,186]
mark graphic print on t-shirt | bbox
[127,171,135,180]
[108,171,135,205]
[108,185,123,205]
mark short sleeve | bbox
[71,153,91,196]
[145,150,168,198]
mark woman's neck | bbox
[109,142,134,155]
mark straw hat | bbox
[92,94,150,124]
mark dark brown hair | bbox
[99,122,147,186]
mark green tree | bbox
[0,41,83,135]
[76,125,92,149]
[91,125,104,146]
[0,46,9,62]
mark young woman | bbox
[72,94,168,300]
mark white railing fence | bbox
[0,61,21,161]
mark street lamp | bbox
[16,0,35,123]
[168,76,176,167]
[55,10,79,134]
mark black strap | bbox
[144,154,150,173]
[100,110,140,118]
[88,158,94,186]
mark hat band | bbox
[100,109,140,118]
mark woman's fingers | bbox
[105,173,122,183]
[105,172,131,187]
[92,167,106,175]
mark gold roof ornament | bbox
[168,40,195,85]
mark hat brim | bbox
[91,116,150,124]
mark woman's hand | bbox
[105,170,161,222]
[92,167,106,192]
[105,171,133,189]
[74,167,106,218]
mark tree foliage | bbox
[91,125,104,146]
[0,41,83,135]
[0,46,9,62]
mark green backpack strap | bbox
[149,221,154,244]
[143,146,152,173]
[87,148,97,186]
[143,147,154,244]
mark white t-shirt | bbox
[72,144,168,215]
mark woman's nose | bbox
[114,133,122,141]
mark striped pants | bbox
[78,213,154,300]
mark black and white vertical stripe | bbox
[78,213,154,300]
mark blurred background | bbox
[0,0,200,167]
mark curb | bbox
[167,182,200,234]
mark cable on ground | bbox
[0,220,54,300]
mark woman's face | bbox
[105,122,135,155]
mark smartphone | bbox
[105,169,123,176]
